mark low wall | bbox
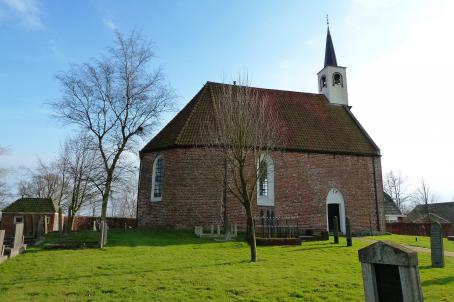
[386,222,453,237]
[73,216,137,230]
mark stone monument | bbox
[358,241,424,302]
[346,217,352,247]
[430,222,444,268]
[333,216,339,244]
[0,230,7,263]
[9,223,26,258]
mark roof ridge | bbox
[206,81,323,97]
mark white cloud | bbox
[102,17,117,31]
[348,0,454,201]
[1,0,44,30]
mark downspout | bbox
[223,156,228,233]
[372,157,380,231]
[136,155,143,226]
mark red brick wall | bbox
[138,148,385,232]
[0,213,58,237]
[72,216,137,230]
[386,222,454,237]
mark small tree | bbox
[51,31,176,245]
[208,78,280,262]
[412,178,436,222]
[63,134,99,231]
[384,170,410,213]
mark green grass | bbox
[0,230,453,301]
[366,234,454,252]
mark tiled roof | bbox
[384,193,404,216]
[2,198,58,213]
[407,202,454,223]
[141,82,380,156]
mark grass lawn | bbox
[366,234,454,252]
[0,230,453,302]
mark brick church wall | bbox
[137,148,385,232]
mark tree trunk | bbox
[245,203,257,262]
[101,172,113,222]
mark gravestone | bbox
[217,225,221,236]
[358,241,423,302]
[0,230,7,263]
[93,220,97,231]
[44,216,49,234]
[333,216,339,244]
[10,223,25,258]
[430,222,444,268]
[346,217,352,247]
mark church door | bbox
[327,204,340,232]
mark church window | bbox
[257,154,275,206]
[151,155,164,202]
[321,75,327,88]
[333,73,343,86]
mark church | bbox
[137,27,385,233]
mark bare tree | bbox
[0,146,10,207]
[110,169,138,218]
[384,170,411,213]
[51,31,176,242]
[17,160,64,201]
[207,78,280,262]
[63,134,100,231]
[413,178,436,222]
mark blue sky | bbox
[1,0,453,202]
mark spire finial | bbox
[326,14,329,27]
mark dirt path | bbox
[354,237,454,257]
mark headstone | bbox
[93,220,97,231]
[44,216,48,234]
[0,230,7,263]
[10,223,25,258]
[217,225,221,236]
[430,222,444,268]
[333,216,339,244]
[346,217,352,247]
[358,241,424,302]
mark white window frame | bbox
[257,154,275,206]
[151,155,164,202]
[14,216,24,224]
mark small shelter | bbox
[0,198,60,237]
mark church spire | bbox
[324,27,338,67]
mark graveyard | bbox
[0,229,453,301]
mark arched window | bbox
[257,155,275,206]
[333,73,343,87]
[151,155,164,202]
[320,75,327,88]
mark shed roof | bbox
[2,198,58,213]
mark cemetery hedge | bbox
[0,230,453,301]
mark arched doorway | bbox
[326,188,346,233]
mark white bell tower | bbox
[317,26,348,106]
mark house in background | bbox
[383,193,405,223]
[137,26,385,233]
[0,198,60,237]
[406,202,454,223]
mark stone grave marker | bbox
[358,241,423,302]
[93,220,97,231]
[430,222,444,268]
[333,216,339,244]
[217,225,221,236]
[44,215,49,234]
[10,223,26,258]
[346,217,352,247]
[0,230,7,263]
